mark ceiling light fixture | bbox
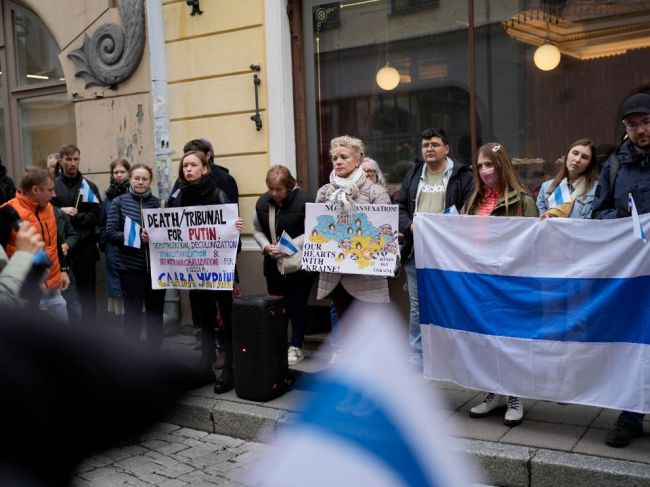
[534,11,561,71]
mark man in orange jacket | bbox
[4,167,70,321]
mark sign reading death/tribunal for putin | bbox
[302,203,400,276]
[143,204,239,290]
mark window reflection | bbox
[13,7,64,85]
[20,94,76,167]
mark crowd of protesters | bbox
[0,92,648,448]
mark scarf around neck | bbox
[128,185,152,201]
[327,166,367,214]
[106,177,131,200]
[179,174,216,206]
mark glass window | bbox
[306,0,469,193]
[475,1,650,196]
[19,93,76,167]
[12,6,64,85]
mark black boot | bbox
[213,367,233,394]
[213,343,233,394]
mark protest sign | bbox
[302,203,399,276]
[143,204,239,290]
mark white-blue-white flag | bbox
[277,231,299,256]
[78,178,99,204]
[249,304,480,487]
[547,177,571,207]
[124,216,141,248]
[443,205,459,215]
[629,193,647,243]
[415,213,650,413]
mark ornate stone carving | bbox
[68,0,146,89]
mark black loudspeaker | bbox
[232,295,289,401]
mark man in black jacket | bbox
[396,127,473,368]
[51,144,101,325]
[592,92,650,448]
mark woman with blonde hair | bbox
[463,142,537,426]
[315,135,391,320]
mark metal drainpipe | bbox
[146,0,179,326]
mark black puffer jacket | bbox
[397,159,474,257]
[106,190,161,272]
[592,139,650,219]
[52,172,102,245]
[255,188,310,275]
[168,175,229,208]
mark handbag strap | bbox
[268,204,277,244]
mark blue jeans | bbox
[404,255,422,361]
[39,290,68,324]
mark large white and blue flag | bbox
[629,193,647,242]
[250,304,480,487]
[78,178,99,204]
[415,213,650,414]
[277,230,299,256]
[124,216,141,249]
[547,177,571,207]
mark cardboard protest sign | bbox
[302,203,400,276]
[143,204,239,290]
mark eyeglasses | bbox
[622,118,650,131]
[364,169,376,174]
[422,142,445,149]
[132,176,150,182]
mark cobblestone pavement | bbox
[72,423,270,486]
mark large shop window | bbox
[1,1,75,172]
[302,0,650,196]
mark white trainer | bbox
[504,396,524,426]
[288,346,304,366]
[469,392,506,418]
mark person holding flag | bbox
[537,139,599,219]
[52,144,101,325]
[105,164,165,350]
[593,92,650,447]
[253,165,314,366]
[462,143,538,426]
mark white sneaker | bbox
[504,396,524,426]
[469,392,506,418]
[288,346,304,366]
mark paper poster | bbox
[302,203,400,276]
[143,204,239,290]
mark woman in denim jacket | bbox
[536,139,599,219]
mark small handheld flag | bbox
[547,178,571,208]
[124,216,142,249]
[629,193,647,242]
[278,231,299,256]
[78,178,99,204]
[443,205,459,215]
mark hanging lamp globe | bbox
[534,42,561,71]
[376,64,400,91]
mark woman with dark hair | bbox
[536,139,599,219]
[168,150,243,393]
[100,158,131,316]
[106,164,164,349]
[253,165,313,366]
[463,143,538,426]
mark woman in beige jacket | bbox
[315,135,392,318]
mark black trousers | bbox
[70,243,99,324]
[265,264,314,348]
[119,270,165,350]
[189,290,233,370]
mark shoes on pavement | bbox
[605,421,643,448]
[288,346,304,366]
[469,392,506,418]
[213,367,233,394]
[504,396,524,426]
